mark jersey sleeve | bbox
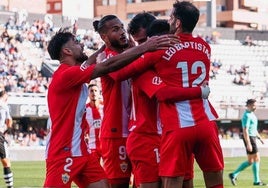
[109,55,152,81]
[155,86,202,102]
[135,69,202,101]
[134,69,166,98]
[55,64,96,89]
[241,113,249,128]
[109,50,163,81]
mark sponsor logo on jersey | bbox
[152,76,162,85]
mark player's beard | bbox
[110,39,129,50]
[76,53,88,64]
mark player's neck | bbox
[108,46,124,54]
[90,100,100,108]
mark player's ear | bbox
[62,48,72,55]
[100,34,108,43]
[175,19,181,29]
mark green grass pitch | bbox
[2,157,267,187]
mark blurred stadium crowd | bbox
[1,14,268,147]
[0,15,102,94]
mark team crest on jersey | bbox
[62,173,70,184]
[152,76,162,85]
[120,161,128,173]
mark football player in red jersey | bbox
[44,27,177,188]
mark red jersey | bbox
[110,34,218,132]
[144,34,218,131]
[108,56,165,135]
[46,63,96,160]
[100,48,131,138]
[128,70,165,134]
[85,102,103,152]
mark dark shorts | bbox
[0,132,8,159]
[243,136,258,154]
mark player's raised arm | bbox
[90,34,179,79]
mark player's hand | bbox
[80,45,106,70]
[246,144,252,152]
[201,85,210,99]
[145,34,180,51]
[201,81,210,99]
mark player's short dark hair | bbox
[246,99,256,106]
[93,15,118,34]
[47,28,74,60]
[127,12,156,35]
[172,1,199,32]
[147,19,170,37]
[88,83,97,89]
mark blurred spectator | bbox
[4,16,16,29]
[0,16,102,95]
[212,31,220,44]
[26,132,40,146]
[1,28,10,40]
[17,132,26,146]
[233,65,251,85]
[242,35,256,46]
[210,58,222,79]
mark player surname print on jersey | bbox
[162,42,210,61]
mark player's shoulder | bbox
[143,49,166,59]
[192,35,209,43]
[242,111,251,118]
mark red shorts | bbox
[90,149,102,162]
[100,137,131,184]
[159,121,224,177]
[44,154,107,187]
[184,154,194,180]
[126,132,161,186]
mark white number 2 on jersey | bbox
[176,61,206,87]
[63,157,73,172]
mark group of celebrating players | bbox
[43,1,224,188]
